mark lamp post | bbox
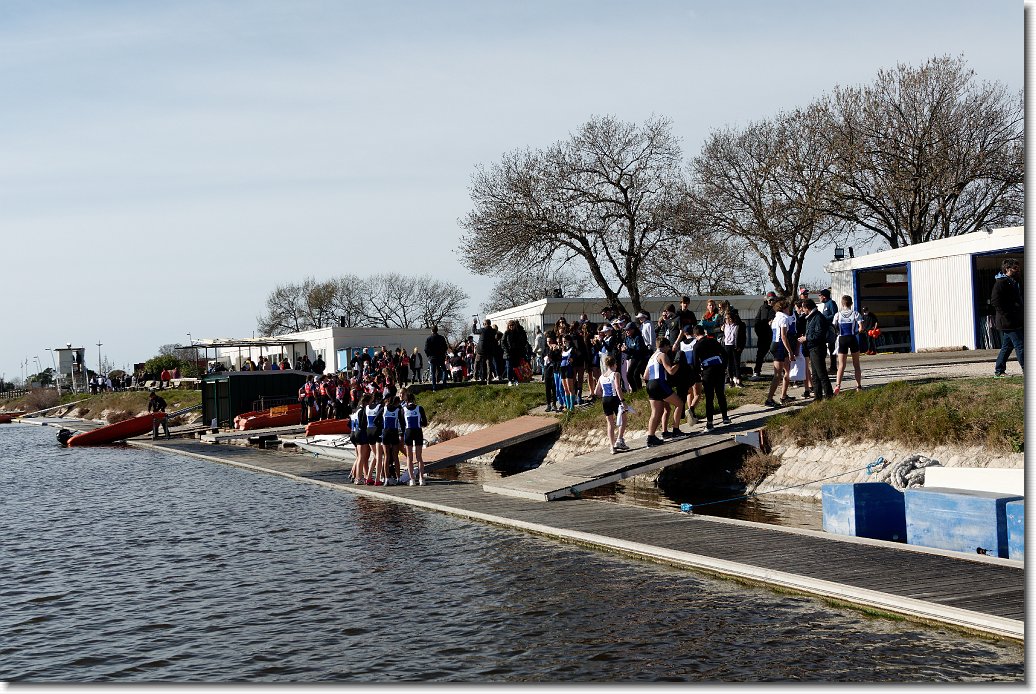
[96,340,103,380]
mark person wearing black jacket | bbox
[147,390,171,439]
[752,293,776,379]
[472,318,500,384]
[991,258,1024,377]
[622,322,648,392]
[692,325,729,429]
[424,326,449,391]
[543,333,562,411]
[798,299,834,401]
[502,320,529,386]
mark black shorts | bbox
[771,341,789,362]
[366,427,381,443]
[837,335,860,354]
[404,429,424,446]
[381,429,400,446]
[602,396,621,417]
[350,431,369,446]
[646,378,674,401]
[558,365,574,379]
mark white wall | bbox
[910,255,976,351]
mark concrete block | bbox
[923,467,1024,496]
[822,483,906,541]
[905,487,1023,558]
[1006,500,1024,560]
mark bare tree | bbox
[641,230,766,296]
[257,281,309,335]
[480,265,597,314]
[460,115,688,315]
[823,55,1024,248]
[691,104,846,296]
[257,274,468,335]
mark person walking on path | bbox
[424,326,449,391]
[148,389,171,439]
[799,299,834,401]
[833,295,865,394]
[752,292,776,379]
[992,258,1024,377]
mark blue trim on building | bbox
[906,261,915,353]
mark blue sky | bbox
[0,0,1024,381]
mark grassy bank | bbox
[414,381,750,436]
[765,377,1024,453]
[1,389,201,423]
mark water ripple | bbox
[0,424,1023,682]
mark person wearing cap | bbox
[622,320,648,392]
[752,292,777,380]
[636,311,655,351]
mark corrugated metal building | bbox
[825,226,1023,352]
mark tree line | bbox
[256,273,469,338]
[460,55,1023,314]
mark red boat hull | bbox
[236,404,303,430]
[67,412,167,446]
[304,419,351,436]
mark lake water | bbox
[1,424,1023,683]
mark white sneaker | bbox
[409,479,416,486]
[418,478,426,486]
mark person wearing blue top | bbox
[832,295,865,394]
[593,355,629,454]
[642,336,685,446]
[349,394,374,485]
[380,395,403,484]
[400,389,429,485]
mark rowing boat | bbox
[66,412,166,446]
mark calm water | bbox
[1,424,1023,683]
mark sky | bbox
[0,0,1024,382]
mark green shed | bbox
[202,370,310,427]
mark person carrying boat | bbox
[148,390,171,440]
[401,389,428,485]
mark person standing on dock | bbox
[349,394,373,484]
[299,375,316,425]
[401,390,428,485]
[818,288,839,372]
[148,390,171,439]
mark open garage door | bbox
[973,249,1024,350]
[854,264,911,352]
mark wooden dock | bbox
[483,404,791,501]
[199,424,307,442]
[127,437,1023,640]
[422,415,560,471]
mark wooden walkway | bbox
[127,438,1023,640]
[199,424,307,442]
[422,415,559,471]
[483,404,792,501]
